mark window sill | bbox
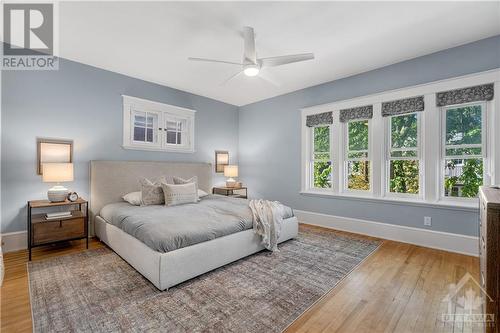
[122,145,195,154]
[299,190,479,212]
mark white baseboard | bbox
[295,210,479,257]
[1,231,27,253]
[1,212,479,256]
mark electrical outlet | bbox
[424,216,432,226]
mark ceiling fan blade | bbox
[242,26,257,64]
[188,57,243,66]
[258,70,280,86]
[258,53,314,68]
[220,70,243,86]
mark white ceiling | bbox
[59,1,500,106]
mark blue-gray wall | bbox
[3,36,499,236]
[1,58,239,233]
[238,35,500,237]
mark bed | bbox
[90,161,299,290]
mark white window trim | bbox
[122,95,196,153]
[300,68,500,209]
[341,119,372,195]
[439,101,489,203]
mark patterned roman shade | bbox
[436,83,494,107]
[306,111,333,127]
[339,105,373,123]
[382,96,424,117]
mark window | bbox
[123,95,195,153]
[165,117,187,146]
[302,75,497,208]
[132,111,158,144]
[311,126,332,188]
[387,113,420,195]
[345,120,370,191]
[442,103,485,198]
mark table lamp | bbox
[42,163,74,202]
[224,165,238,188]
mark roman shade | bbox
[436,83,494,107]
[382,96,424,117]
[306,111,333,127]
[339,105,373,123]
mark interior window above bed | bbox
[133,111,158,144]
[123,95,195,153]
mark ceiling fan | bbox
[188,26,314,85]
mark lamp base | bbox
[47,185,69,202]
[226,178,237,188]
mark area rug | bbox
[28,225,380,332]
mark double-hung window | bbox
[387,112,420,195]
[381,96,424,197]
[442,102,485,198]
[340,105,373,192]
[302,82,495,207]
[306,111,333,189]
[123,95,195,153]
[311,125,332,189]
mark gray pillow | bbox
[140,177,167,206]
[161,182,198,206]
[173,176,199,200]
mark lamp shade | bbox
[42,163,74,183]
[224,165,238,178]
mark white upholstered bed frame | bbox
[90,160,299,290]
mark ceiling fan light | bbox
[243,66,259,77]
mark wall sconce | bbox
[215,150,229,173]
[37,138,73,175]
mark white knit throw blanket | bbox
[249,199,285,252]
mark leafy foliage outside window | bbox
[389,113,419,194]
[445,159,483,197]
[390,160,419,194]
[348,161,370,190]
[444,105,483,198]
[347,121,369,190]
[313,126,331,188]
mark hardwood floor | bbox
[1,228,481,333]
[1,239,104,332]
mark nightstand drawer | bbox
[32,218,85,245]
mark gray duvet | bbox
[99,195,293,253]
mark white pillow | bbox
[161,182,198,206]
[173,176,199,200]
[198,189,208,198]
[123,191,142,206]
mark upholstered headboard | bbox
[90,160,212,220]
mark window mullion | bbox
[332,121,340,194]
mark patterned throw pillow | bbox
[140,177,167,206]
[161,182,198,206]
[173,176,199,200]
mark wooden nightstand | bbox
[27,198,88,260]
[212,186,248,199]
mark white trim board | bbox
[1,231,27,253]
[1,211,479,256]
[295,209,479,257]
